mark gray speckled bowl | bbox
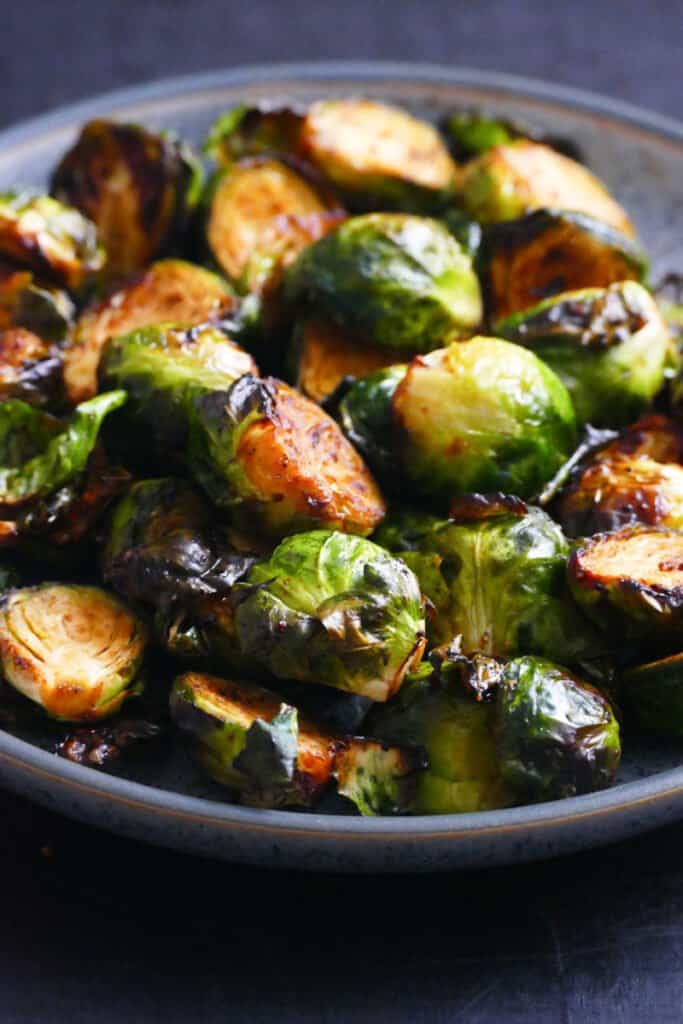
[1,62,682,873]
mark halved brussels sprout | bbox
[0,265,74,343]
[478,209,647,323]
[392,336,576,501]
[233,530,426,701]
[0,390,125,514]
[99,323,257,468]
[169,672,336,807]
[495,282,673,427]
[622,652,683,737]
[204,157,343,293]
[65,260,237,404]
[375,498,601,663]
[368,672,511,813]
[206,100,458,211]
[187,374,386,538]
[289,319,401,404]
[285,213,482,353]
[496,656,621,801]
[0,191,104,292]
[336,364,407,482]
[555,415,683,537]
[51,120,202,279]
[0,583,146,720]
[334,738,425,815]
[461,141,634,235]
[568,526,683,636]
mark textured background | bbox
[2,2,683,1022]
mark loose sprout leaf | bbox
[56,718,163,769]
[233,703,299,787]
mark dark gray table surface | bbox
[2,1,683,1021]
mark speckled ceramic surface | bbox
[0,63,682,872]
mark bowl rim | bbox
[1,59,682,842]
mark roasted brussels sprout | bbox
[461,141,634,235]
[99,323,257,468]
[0,265,74,343]
[392,336,576,501]
[622,652,683,737]
[0,390,125,513]
[496,656,621,801]
[568,526,683,636]
[368,672,511,813]
[187,374,386,538]
[289,319,401,404]
[334,737,425,815]
[555,415,683,537]
[52,120,202,279]
[336,364,407,481]
[0,191,104,292]
[495,281,673,426]
[478,209,647,323]
[170,672,336,807]
[0,583,146,720]
[285,213,482,353]
[375,497,601,662]
[207,99,458,211]
[65,260,237,403]
[233,530,426,701]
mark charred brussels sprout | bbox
[289,319,401,404]
[393,336,576,501]
[0,584,146,720]
[233,530,426,701]
[622,652,683,737]
[187,375,386,538]
[0,265,74,343]
[285,213,482,353]
[337,364,407,481]
[375,498,600,662]
[568,526,683,636]
[99,323,257,468]
[555,415,683,537]
[52,120,202,279]
[66,260,236,403]
[0,390,125,514]
[496,656,620,801]
[496,282,673,426]
[478,209,647,323]
[0,191,104,292]
[170,672,336,807]
[368,673,511,813]
[461,140,634,235]
[334,738,425,815]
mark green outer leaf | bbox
[233,704,299,787]
[0,390,126,509]
[338,364,407,482]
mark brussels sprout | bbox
[334,738,425,815]
[233,530,425,701]
[65,260,237,403]
[622,652,683,737]
[568,526,683,636]
[0,265,74,343]
[0,390,125,513]
[51,120,202,279]
[99,323,257,468]
[478,209,648,323]
[368,672,511,813]
[289,319,401,404]
[169,672,336,807]
[441,110,583,164]
[336,364,407,481]
[496,656,621,801]
[187,374,386,538]
[495,282,672,427]
[392,336,576,501]
[555,415,683,537]
[0,583,146,721]
[207,100,458,211]
[461,141,634,235]
[375,498,601,662]
[0,191,104,292]
[285,213,482,353]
